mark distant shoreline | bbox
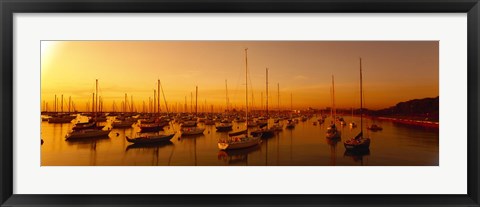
[377,116,439,128]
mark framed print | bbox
[1,0,479,206]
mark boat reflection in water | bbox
[125,141,175,166]
[126,141,173,151]
[344,149,371,166]
[41,115,438,166]
[217,144,262,166]
[326,137,341,166]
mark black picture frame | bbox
[1,0,479,206]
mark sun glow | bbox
[41,41,59,70]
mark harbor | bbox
[41,114,439,166]
[40,41,439,166]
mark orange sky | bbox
[41,41,438,112]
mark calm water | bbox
[41,116,439,166]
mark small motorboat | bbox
[204,119,215,125]
[112,120,135,128]
[139,123,163,132]
[216,123,233,132]
[72,121,97,131]
[349,122,357,128]
[250,128,275,138]
[271,124,283,131]
[182,121,197,127]
[181,127,205,136]
[367,124,383,131]
[326,124,341,139]
[286,120,295,129]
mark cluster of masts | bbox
[42,81,299,115]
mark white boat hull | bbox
[181,127,206,136]
[218,137,261,150]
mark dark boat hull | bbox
[344,138,371,151]
[126,134,175,144]
[251,129,274,138]
[216,125,233,132]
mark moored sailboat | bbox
[344,58,371,151]
[326,76,341,139]
[218,48,262,150]
[250,68,277,138]
[65,79,111,140]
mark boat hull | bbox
[344,138,371,151]
[251,129,275,138]
[65,130,111,140]
[326,131,341,139]
[139,124,165,132]
[216,125,233,132]
[181,128,206,136]
[49,117,75,123]
[126,134,175,144]
[112,122,134,128]
[218,137,261,150]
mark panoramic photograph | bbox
[40,41,439,166]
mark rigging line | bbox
[248,66,255,110]
[160,81,169,114]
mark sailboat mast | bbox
[158,79,160,113]
[96,79,98,114]
[124,93,127,113]
[225,79,229,112]
[266,68,269,117]
[360,58,363,133]
[277,83,280,113]
[160,81,170,114]
[330,86,333,119]
[291,93,293,111]
[245,48,248,128]
[154,90,157,113]
[332,76,337,123]
[332,75,335,122]
[195,86,198,115]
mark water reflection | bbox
[344,149,371,166]
[41,116,438,166]
[218,145,261,166]
[326,138,340,166]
